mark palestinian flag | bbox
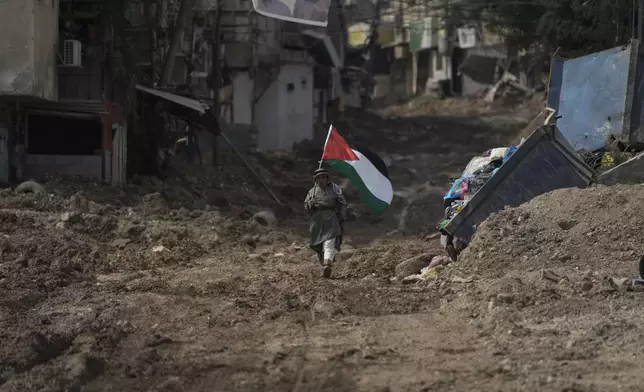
[321,125,393,214]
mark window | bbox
[27,113,102,155]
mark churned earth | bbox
[3,96,640,392]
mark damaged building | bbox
[0,0,345,186]
[0,0,127,185]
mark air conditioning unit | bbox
[62,40,82,67]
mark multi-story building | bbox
[0,0,127,184]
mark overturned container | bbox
[440,124,595,260]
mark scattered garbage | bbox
[396,253,449,283]
[437,124,594,260]
[608,277,630,290]
[438,144,518,232]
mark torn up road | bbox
[7,99,638,392]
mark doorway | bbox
[451,47,465,95]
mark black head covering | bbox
[313,168,329,179]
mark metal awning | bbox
[135,85,209,114]
[301,29,342,68]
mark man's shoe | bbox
[322,262,332,278]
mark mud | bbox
[5,98,641,391]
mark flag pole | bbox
[319,124,334,169]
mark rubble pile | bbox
[12,98,644,391]
[459,184,643,280]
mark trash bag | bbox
[502,145,518,162]
[462,156,492,177]
[489,147,508,160]
[443,176,471,201]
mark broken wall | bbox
[255,63,314,150]
[0,0,58,100]
[0,0,36,96]
[34,0,59,100]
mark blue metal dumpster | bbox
[547,40,644,151]
[442,124,595,245]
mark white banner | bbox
[252,0,331,26]
[457,27,477,49]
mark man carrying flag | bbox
[304,125,393,278]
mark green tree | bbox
[454,0,636,56]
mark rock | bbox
[15,180,45,196]
[341,248,356,259]
[111,238,130,249]
[402,274,423,284]
[116,221,144,239]
[251,210,277,227]
[581,281,593,291]
[451,275,474,283]
[496,293,514,304]
[394,253,434,279]
[248,254,265,263]
[143,192,168,212]
[65,354,104,383]
[60,212,81,224]
[541,269,565,283]
[70,191,90,213]
[241,235,257,247]
[557,219,578,231]
[151,245,171,253]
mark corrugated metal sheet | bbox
[136,85,209,114]
[547,43,634,151]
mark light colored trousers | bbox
[322,238,340,264]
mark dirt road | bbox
[6,97,639,392]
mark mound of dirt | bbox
[338,240,436,279]
[459,184,643,281]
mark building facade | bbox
[0,0,126,184]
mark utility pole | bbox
[210,3,222,166]
[362,0,382,108]
[160,0,195,86]
[639,0,643,42]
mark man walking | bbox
[304,168,347,278]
